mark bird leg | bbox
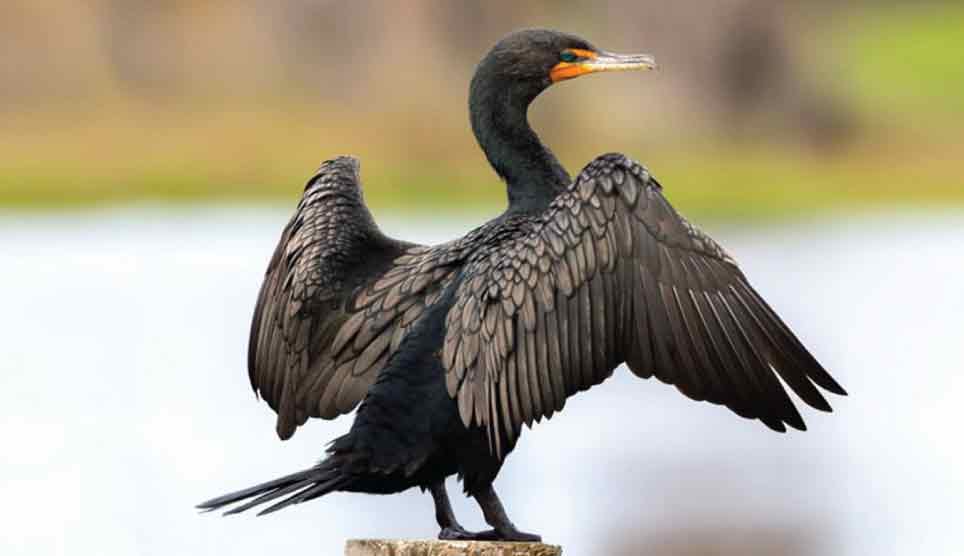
[473,484,542,542]
[430,481,499,541]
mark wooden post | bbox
[345,539,563,556]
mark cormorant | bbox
[198,29,846,542]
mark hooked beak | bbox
[550,51,658,83]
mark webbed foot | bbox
[492,527,541,543]
[438,526,501,541]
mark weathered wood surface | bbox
[345,539,562,556]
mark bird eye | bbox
[560,51,579,63]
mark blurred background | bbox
[1,1,962,555]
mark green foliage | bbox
[844,3,964,119]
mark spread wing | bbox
[442,153,846,456]
[249,156,464,439]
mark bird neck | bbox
[469,78,571,212]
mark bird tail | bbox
[196,457,350,516]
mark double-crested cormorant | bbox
[199,29,846,542]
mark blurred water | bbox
[0,207,961,556]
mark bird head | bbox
[478,29,657,93]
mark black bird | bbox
[198,29,846,542]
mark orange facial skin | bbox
[549,49,598,82]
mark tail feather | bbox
[224,480,311,516]
[256,475,347,516]
[197,460,348,516]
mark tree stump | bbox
[345,539,562,556]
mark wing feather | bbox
[442,153,846,453]
[248,157,464,439]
